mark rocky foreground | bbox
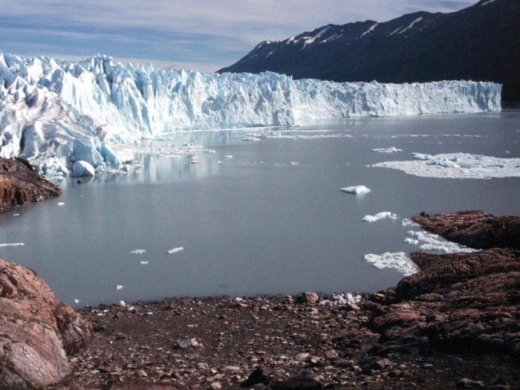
[1,210,520,389]
[0,158,61,213]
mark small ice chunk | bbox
[340,185,371,195]
[223,155,233,159]
[74,299,80,304]
[372,147,402,153]
[168,247,184,254]
[13,214,20,217]
[364,252,420,276]
[362,211,397,222]
[0,243,25,247]
[290,161,299,166]
[403,238,420,245]
[401,218,420,227]
[130,249,146,255]
[57,202,65,206]
[119,300,126,307]
[116,285,124,290]
[140,261,149,265]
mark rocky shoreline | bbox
[0,167,519,390]
[0,158,61,213]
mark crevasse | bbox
[0,53,502,176]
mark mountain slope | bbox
[219,0,520,106]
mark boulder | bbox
[0,259,91,388]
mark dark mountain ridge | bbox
[219,0,520,107]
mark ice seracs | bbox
[0,53,502,177]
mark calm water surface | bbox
[1,111,519,307]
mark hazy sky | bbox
[0,0,479,72]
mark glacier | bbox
[0,53,502,176]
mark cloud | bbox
[0,0,479,72]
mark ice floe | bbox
[340,185,371,195]
[362,211,398,222]
[404,230,477,254]
[0,243,25,247]
[116,285,124,290]
[364,252,420,276]
[129,249,146,255]
[168,247,184,254]
[373,153,520,179]
[371,147,403,153]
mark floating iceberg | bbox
[0,53,501,176]
[167,247,184,254]
[0,242,25,247]
[362,211,398,222]
[371,147,403,153]
[373,153,520,179]
[341,185,371,195]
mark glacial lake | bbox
[1,111,519,307]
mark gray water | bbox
[1,111,519,307]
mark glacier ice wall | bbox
[0,53,502,176]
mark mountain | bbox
[218,0,520,106]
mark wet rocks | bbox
[0,158,61,214]
[413,210,520,250]
[0,259,91,388]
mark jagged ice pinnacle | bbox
[0,53,502,176]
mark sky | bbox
[0,0,480,73]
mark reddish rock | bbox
[365,215,520,357]
[0,158,61,214]
[413,210,520,250]
[0,259,91,388]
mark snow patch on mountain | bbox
[0,53,502,177]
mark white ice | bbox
[129,249,146,255]
[0,243,25,247]
[372,147,402,153]
[364,252,420,276]
[362,211,398,222]
[340,185,371,195]
[0,53,501,177]
[373,153,520,179]
[404,230,478,254]
[116,285,124,290]
[168,247,184,254]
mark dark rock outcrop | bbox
[0,259,91,389]
[0,158,61,214]
[413,210,520,250]
[365,211,520,357]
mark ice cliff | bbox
[0,53,502,176]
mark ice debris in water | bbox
[371,147,403,153]
[168,247,184,254]
[373,153,520,179]
[362,211,398,222]
[74,299,80,304]
[116,285,124,290]
[0,53,501,177]
[364,252,420,276]
[57,202,65,206]
[340,185,371,195]
[129,249,146,255]
[140,261,149,265]
[0,243,25,247]
[404,230,478,254]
